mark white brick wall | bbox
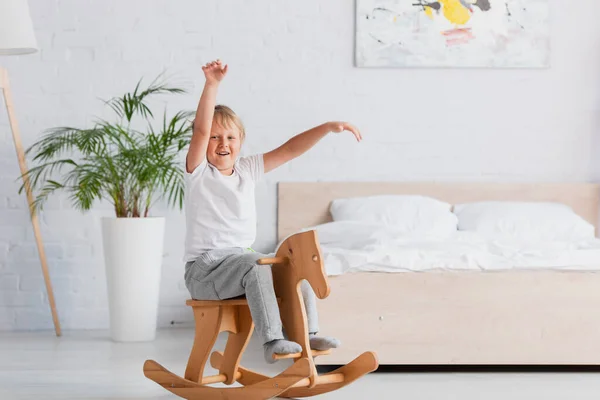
[0,0,599,331]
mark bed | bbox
[277,182,600,365]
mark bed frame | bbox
[278,182,600,365]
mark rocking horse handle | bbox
[257,255,320,266]
[257,256,288,265]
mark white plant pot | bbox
[101,217,165,342]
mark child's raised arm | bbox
[263,122,362,173]
[186,59,229,173]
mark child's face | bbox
[206,121,241,175]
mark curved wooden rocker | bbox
[144,230,378,399]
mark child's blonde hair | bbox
[191,105,246,142]
[213,105,246,142]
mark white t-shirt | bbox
[183,154,264,262]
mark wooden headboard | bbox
[277,182,600,241]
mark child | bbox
[184,59,362,363]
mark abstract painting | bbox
[355,0,550,68]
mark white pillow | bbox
[301,221,388,250]
[453,201,595,241]
[329,195,458,236]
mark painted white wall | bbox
[1,0,599,330]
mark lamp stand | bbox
[0,66,61,336]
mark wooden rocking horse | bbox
[143,230,378,399]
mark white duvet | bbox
[298,221,600,276]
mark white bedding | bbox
[299,222,600,276]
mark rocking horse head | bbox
[260,230,330,299]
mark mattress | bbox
[295,222,600,275]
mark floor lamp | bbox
[0,0,61,336]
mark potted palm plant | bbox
[22,77,192,342]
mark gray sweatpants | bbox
[184,248,319,344]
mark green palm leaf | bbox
[22,75,192,218]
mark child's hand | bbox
[202,59,228,84]
[327,121,362,142]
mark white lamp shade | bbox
[0,0,37,55]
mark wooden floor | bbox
[1,328,600,399]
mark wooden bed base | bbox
[317,271,600,365]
